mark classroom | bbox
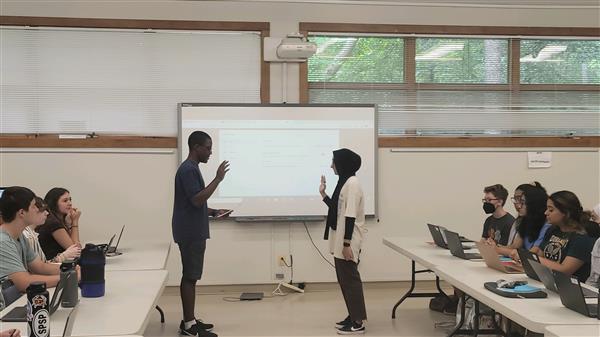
[0,1,599,337]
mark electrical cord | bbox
[303,221,335,269]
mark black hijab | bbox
[324,148,362,239]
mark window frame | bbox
[0,16,270,148]
[300,23,600,147]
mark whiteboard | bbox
[178,104,377,219]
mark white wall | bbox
[2,148,598,285]
[1,1,599,286]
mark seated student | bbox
[481,184,514,246]
[0,187,61,292]
[586,238,600,288]
[490,182,551,259]
[591,203,600,223]
[36,187,82,261]
[23,197,80,263]
[534,190,597,282]
[581,205,600,239]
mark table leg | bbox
[155,305,165,323]
[392,260,449,319]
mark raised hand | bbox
[216,160,230,182]
[319,175,327,197]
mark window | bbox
[308,36,404,83]
[307,32,600,137]
[520,39,600,84]
[416,38,508,84]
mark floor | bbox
[144,283,455,336]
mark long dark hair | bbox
[44,187,70,224]
[548,190,586,232]
[517,182,548,242]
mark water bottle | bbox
[79,243,106,297]
[26,281,49,337]
[60,260,78,307]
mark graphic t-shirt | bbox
[540,226,596,282]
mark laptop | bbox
[444,229,482,260]
[516,249,541,281]
[106,225,125,256]
[476,242,524,274]
[427,223,449,248]
[61,305,79,337]
[101,234,116,256]
[1,274,67,322]
[529,259,598,298]
[553,270,598,318]
[427,224,473,250]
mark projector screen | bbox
[178,104,377,219]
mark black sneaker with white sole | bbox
[179,320,198,336]
[336,321,365,335]
[179,320,218,337]
[335,315,351,329]
[195,319,214,332]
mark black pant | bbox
[334,257,367,322]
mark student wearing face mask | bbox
[488,182,551,260]
[535,190,597,282]
[480,184,514,246]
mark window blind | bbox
[0,27,262,136]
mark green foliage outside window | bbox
[415,38,508,84]
[308,36,404,83]
[520,39,600,84]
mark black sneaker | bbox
[179,321,218,337]
[198,329,218,337]
[336,321,365,335]
[179,320,198,336]
[195,319,214,332]
[335,315,351,329]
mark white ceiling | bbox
[200,0,600,8]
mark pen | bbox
[8,329,17,337]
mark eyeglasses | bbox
[482,198,499,203]
[511,197,525,204]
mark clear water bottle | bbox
[79,243,106,298]
[60,260,78,307]
[26,281,49,337]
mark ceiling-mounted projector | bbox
[276,33,317,59]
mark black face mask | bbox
[483,202,496,214]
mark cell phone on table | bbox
[215,209,233,218]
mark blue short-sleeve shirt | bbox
[172,159,209,243]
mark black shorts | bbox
[178,240,206,281]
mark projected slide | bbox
[179,104,376,218]
[219,129,339,197]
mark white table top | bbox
[104,240,171,271]
[383,236,600,333]
[383,236,477,269]
[434,262,600,333]
[545,325,600,337]
[0,270,167,337]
